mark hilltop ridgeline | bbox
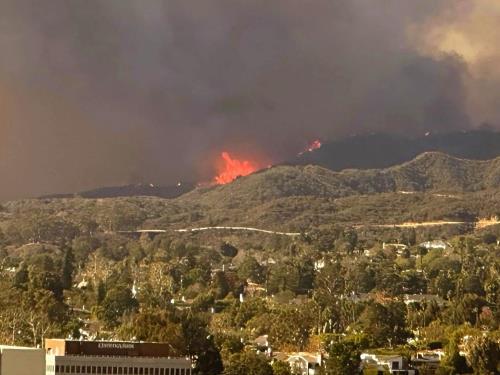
[291,130,500,170]
[182,152,500,205]
[3,152,499,233]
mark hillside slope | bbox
[181,152,500,208]
[2,153,499,233]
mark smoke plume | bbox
[0,0,498,200]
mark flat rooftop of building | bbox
[0,345,43,351]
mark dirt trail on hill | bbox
[362,217,499,229]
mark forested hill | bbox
[292,130,500,170]
[1,152,499,235]
[181,152,500,206]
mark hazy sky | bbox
[1,0,499,200]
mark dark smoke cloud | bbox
[0,0,495,200]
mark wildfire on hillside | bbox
[307,139,322,152]
[298,139,322,156]
[212,139,322,185]
[214,152,259,184]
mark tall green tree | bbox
[212,271,230,299]
[324,340,361,375]
[223,352,273,375]
[99,286,138,328]
[13,263,29,289]
[118,309,185,355]
[96,280,106,305]
[465,334,500,374]
[271,361,292,375]
[438,334,471,374]
[267,262,300,294]
[182,314,223,375]
[61,246,75,290]
[355,302,410,347]
[237,256,264,283]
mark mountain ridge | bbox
[31,130,500,201]
[3,152,499,232]
[180,152,500,209]
[291,130,500,171]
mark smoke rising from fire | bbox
[0,0,499,200]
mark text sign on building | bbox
[97,343,136,350]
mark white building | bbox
[361,353,416,374]
[403,294,446,306]
[274,352,322,375]
[419,240,449,250]
[0,345,45,375]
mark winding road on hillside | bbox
[119,227,302,236]
[174,226,302,236]
[119,217,499,238]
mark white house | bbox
[419,240,449,250]
[361,353,416,374]
[412,350,444,373]
[382,242,408,251]
[273,352,322,375]
[287,353,322,375]
[403,294,446,306]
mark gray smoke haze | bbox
[0,0,498,200]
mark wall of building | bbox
[46,354,192,375]
[0,346,45,375]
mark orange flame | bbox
[214,152,258,184]
[298,139,322,156]
[307,139,322,152]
